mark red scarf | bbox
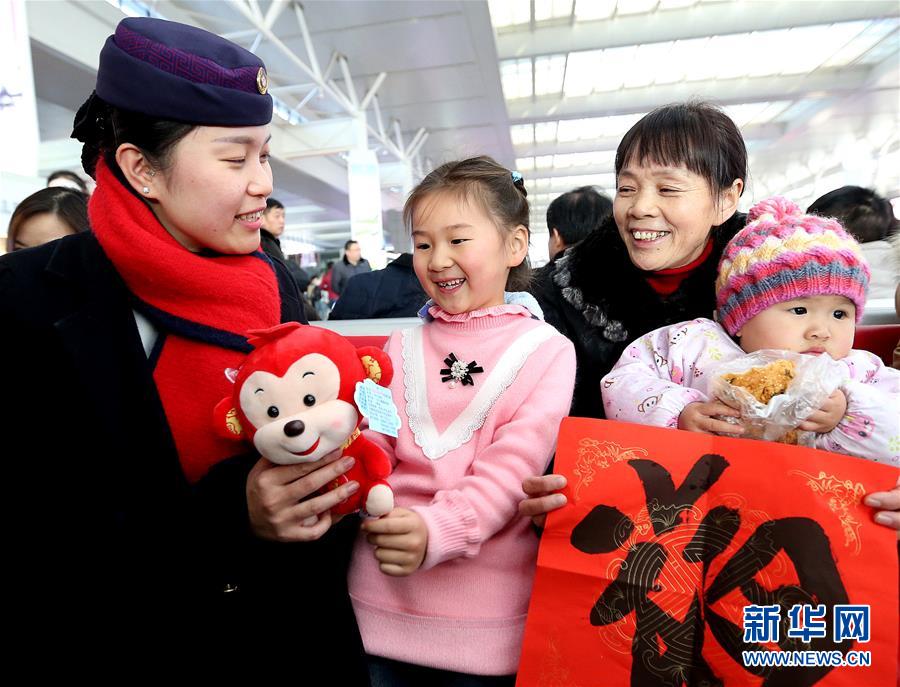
[89,160,281,483]
[644,238,714,296]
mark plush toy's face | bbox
[239,353,359,464]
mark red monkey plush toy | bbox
[214,323,394,516]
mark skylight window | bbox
[527,173,617,193]
[500,58,533,99]
[550,20,894,98]
[510,98,809,159]
[553,150,617,168]
[561,51,598,97]
[573,0,616,21]
[822,19,897,68]
[535,121,559,143]
[510,124,535,146]
[722,101,792,128]
[516,157,535,172]
[534,0,574,22]
[657,0,697,9]
[488,0,531,28]
[616,0,660,16]
[556,113,644,142]
[535,55,567,96]
[623,42,674,89]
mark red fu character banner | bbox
[518,419,899,687]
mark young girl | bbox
[601,196,900,467]
[348,157,576,685]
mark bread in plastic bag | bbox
[709,350,843,445]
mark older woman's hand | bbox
[247,451,359,542]
[519,474,568,529]
[864,475,900,539]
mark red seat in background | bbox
[854,324,899,366]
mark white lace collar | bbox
[401,323,556,460]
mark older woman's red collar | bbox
[643,238,714,297]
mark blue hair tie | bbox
[511,170,523,183]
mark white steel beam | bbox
[337,54,359,108]
[372,95,387,140]
[293,86,319,112]
[270,83,317,95]
[292,0,322,79]
[392,120,405,153]
[406,130,429,159]
[263,0,289,31]
[322,51,340,83]
[224,0,413,162]
[246,0,263,24]
[359,72,387,111]
[222,29,258,40]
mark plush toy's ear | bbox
[357,346,393,387]
[214,396,246,441]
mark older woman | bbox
[532,102,746,419]
[525,102,900,534]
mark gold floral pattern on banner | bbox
[789,469,867,555]
[573,439,649,499]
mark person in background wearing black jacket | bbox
[330,252,427,319]
[808,185,899,302]
[260,196,318,319]
[530,185,612,310]
[0,17,366,674]
[332,238,372,298]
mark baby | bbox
[601,196,899,466]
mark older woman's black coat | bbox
[532,213,746,418]
[0,232,368,676]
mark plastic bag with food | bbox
[709,350,844,445]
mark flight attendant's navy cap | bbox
[95,17,272,126]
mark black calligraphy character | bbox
[571,454,850,687]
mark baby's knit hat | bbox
[716,196,870,335]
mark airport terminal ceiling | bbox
[21,0,900,257]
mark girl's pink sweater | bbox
[348,304,576,675]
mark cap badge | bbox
[256,67,268,95]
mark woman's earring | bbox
[142,186,150,194]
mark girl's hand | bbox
[798,389,847,433]
[519,474,568,529]
[678,401,745,435]
[247,451,359,542]
[864,475,900,538]
[362,508,428,576]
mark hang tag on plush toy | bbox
[355,379,401,437]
